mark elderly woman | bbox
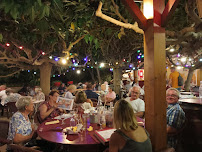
[38,90,65,122]
[65,85,76,99]
[34,87,45,101]
[109,100,152,152]
[7,96,35,144]
[75,91,93,111]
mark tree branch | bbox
[96,2,143,34]
[0,69,21,78]
[63,34,86,53]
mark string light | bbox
[19,46,23,49]
[83,69,85,71]
[100,63,104,67]
[74,63,78,66]
[54,57,59,61]
[76,70,81,74]
[181,57,186,62]
[169,48,175,52]
[66,57,69,60]
[200,58,202,62]
[6,43,10,47]
[41,52,45,55]
[28,70,30,72]
[133,67,135,70]
[137,50,141,53]
[53,75,55,77]
[49,56,53,59]
[116,62,118,65]
[110,68,113,72]
[61,58,67,64]
[137,56,141,59]
[72,67,75,70]
[67,70,69,72]
[34,72,36,74]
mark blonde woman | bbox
[65,85,76,99]
[109,100,152,152]
[75,91,93,110]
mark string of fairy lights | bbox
[1,43,201,77]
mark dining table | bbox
[37,114,144,152]
[179,97,202,105]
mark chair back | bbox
[7,102,18,118]
[89,98,98,107]
[34,111,43,124]
[0,120,11,145]
[0,120,9,139]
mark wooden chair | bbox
[89,98,98,107]
[0,120,42,152]
[6,102,18,118]
[0,120,11,146]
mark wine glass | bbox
[61,115,65,125]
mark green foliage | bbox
[0,34,3,42]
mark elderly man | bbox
[166,88,185,148]
[125,86,145,118]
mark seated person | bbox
[65,85,76,99]
[4,88,21,105]
[85,83,99,100]
[125,86,145,118]
[7,96,35,144]
[38,90,66,122]
[109,100,152,152]
[58,83,66,95]
[166,88,185,148]
[74,91,93,112]
[34,87,45,101]
[105,85,116,105]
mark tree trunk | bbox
[39,62,52,95]
[87,68,95,82]
[113,67,122,97]
[184,68,194,91]
[96,67,101,84]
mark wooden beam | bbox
[121,0,147,30]
[153,0,165,26]
[161,0,180,27]
[196,0,202,18]
[144,19,167,151]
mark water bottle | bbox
[199,81,202,99]
[97,96,102,106]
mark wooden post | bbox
[122,0,180,151]
[144,20,167,151]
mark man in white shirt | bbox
[0,85,7,106]
[125,86,145,118]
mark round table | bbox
[37,115,144,151]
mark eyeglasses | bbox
[166,94,178,98]
[131,91,140,95]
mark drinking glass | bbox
[61,115,65,125]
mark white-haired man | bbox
[125,86,145,118]
[166,88,185,148]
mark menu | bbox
[56,97,74,110]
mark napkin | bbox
[65,124,83,134]
[45,120,60,125]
